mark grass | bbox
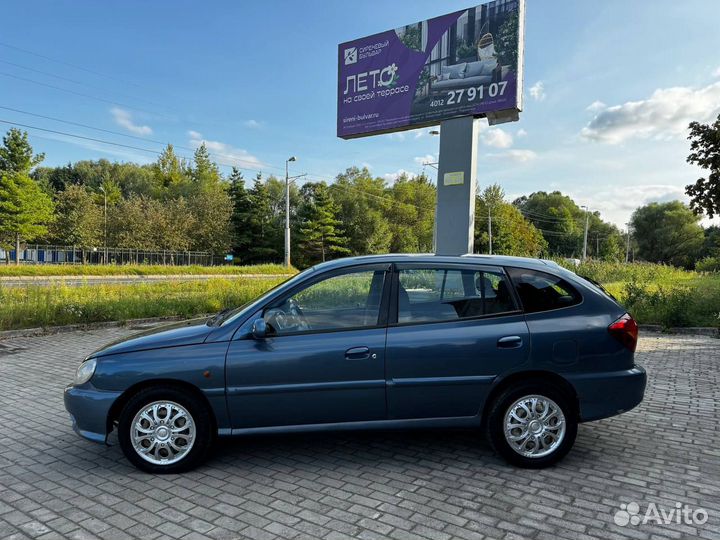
[0,277,286,331]
[0,259,717,331]
[556,260,720,329]
[0,263,294,277]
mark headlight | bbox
[74,358,97,385]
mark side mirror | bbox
[251,318,267,339]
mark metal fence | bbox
[0,245,212,266]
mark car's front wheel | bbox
[118,386,213,473]
[486,382,577,468]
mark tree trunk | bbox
[15,233,20,265]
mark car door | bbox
[225,264,390,429]
[385,263,530,419]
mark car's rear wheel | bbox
[486,382,577,468]
[118,386,213,473]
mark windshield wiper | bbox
[207,308,233,327]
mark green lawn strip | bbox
[0,277,285,331]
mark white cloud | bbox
[581,82,720,143]
[387,132,406,141]
[383,169,416,182]
[413,154,436,166]
[570,184,688,226]
[586,100,607,113]
[244,119,262,128]
[529,81,546,101]
[516,128,527,137]
[487,149,537,162]
[713,66,720,78]
[188,130,263,169]
[111,107,152,135]
[481,127,513,148]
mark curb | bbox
[639,324,719,337]
[0,314,212,341]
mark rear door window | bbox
[506,267,582,313]
[397,267,517,324]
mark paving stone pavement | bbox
[0,329,719,540]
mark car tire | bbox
[118,386,214,474]
[486,381,577,469]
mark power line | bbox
[0,117,433,213]
[0,72,168,119]
[0,60,166,109]
[0,106,281,171]
[0,41,147,90]
[0,118,268,176]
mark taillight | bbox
[608,313,638,352]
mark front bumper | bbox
[64,383,122,443]
[565,365,647,422]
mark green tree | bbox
[702,225,720,258]
[297,182,349,266]
[153,144,190,196]
[228,167,253,258]
[190,143,221,189]
[0,128,45,175]
[387,173,436,253]
[0,130,53,263]
[243,174,282,263]
[188,183,233,256]
[328,167,391,255]
[685,114,720,218]
[514,191,584,257]
[49,185,103,248]
[0,172,54,263]
[475,184,547,256]
[630,201,704,268]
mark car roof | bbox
[310,254,562,273]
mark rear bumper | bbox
[565,365,647,422]
[64,384,122,443]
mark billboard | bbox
[337,0,524,139]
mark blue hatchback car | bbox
[65,254,646,473]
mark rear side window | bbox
[507,267,581,313]
[397,267,517,324]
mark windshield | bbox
[209,267,315,327]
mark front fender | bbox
[91,342,231,430]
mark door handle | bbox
[497,336,523,349]
[345,346,370,360]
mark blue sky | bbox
[2,0,720,228]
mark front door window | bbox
[264,269,385,335]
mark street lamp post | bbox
[285,156,296,267]
[99,186,107,264]
[581,205,589,261]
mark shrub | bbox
[696,257,720,273]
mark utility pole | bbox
[487,205,493,255]
[284,156,297,267]
[596,233,599,257]
[582,205,589,261]
[625,223,631,263]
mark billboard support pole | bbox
[434,115,479,256]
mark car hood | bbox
[90,317,213,358]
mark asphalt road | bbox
[0,274,291,287]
